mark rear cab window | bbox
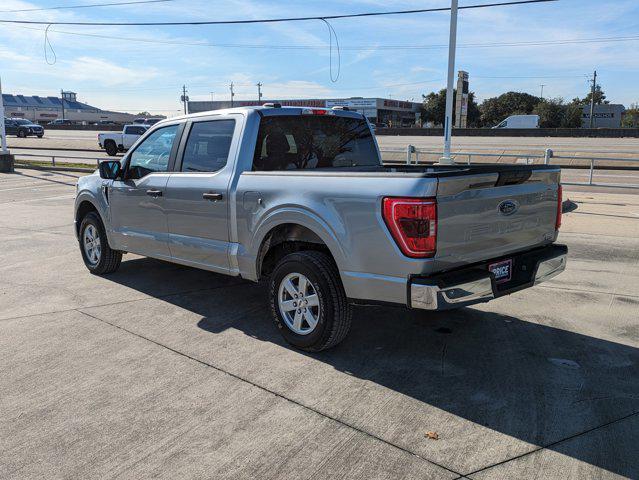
[252,114,378,171]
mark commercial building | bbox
[188,97,422,127]
[1,91,136,124]
[581,104,625,128]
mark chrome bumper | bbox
[411,249,567,311]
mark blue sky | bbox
[1,0,638,116]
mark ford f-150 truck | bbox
[75,105,567,351]
[98,124,149,156]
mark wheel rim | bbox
[83,224,102,265]
[278,272,320,335]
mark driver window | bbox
[127,125,178,179]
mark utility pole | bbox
[180,85,188,114]
[540,84,546,100]
[588,70,597,128]
[441,0,458,165]
[210,91,214,102]
[230,82,235,107]
[257,82,262,102]
[0,76,8,154]
[60,89,65,121]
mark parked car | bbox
[133,117,164,126]
[47,119,76,126]
[75,105,567,351]
[4,118,44,138]
[98,124,149,156]
[493,115,540,129]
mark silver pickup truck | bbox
[74,105,567,351]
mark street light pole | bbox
[441,0,458,165]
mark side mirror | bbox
[99,160,121,180]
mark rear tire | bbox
[79,212,122,274]
[104,140,118,156]
[17,130,26,138]
[269,250,352,351]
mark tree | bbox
[135,111,152,117]
[622,104,639,128]
[532,98,583,128]
[562,102,584,128]
[479,91,541,127]
[420,89,481,127]
[573,83,609,106]
[533,99,565,128]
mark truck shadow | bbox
[106,257,639,478]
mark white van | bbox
[493,115,539,129]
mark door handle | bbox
[145,189,163,197]
[203,192,223,201]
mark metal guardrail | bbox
[13,152,103,168]
[380,145,639,189]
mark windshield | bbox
[15,120,33,125]
[253,115,379,171]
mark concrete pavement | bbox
[1,169,638,479]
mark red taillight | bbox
[301,108,329,115]
[555,185,562,230]
[382,197,437,258]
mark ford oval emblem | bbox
[498,200,519,216]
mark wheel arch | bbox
[256,221,344,280]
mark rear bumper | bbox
[410,244,567,310]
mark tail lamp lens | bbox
[382,197,437,258]
[556,185,563,230]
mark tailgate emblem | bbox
[498,200,519,216]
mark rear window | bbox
[253,115,378,171]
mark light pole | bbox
[440,0,458,165]
[540,84,546,100]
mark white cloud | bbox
[62,57,160,86]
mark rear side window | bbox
[181,120,235,172]
[253,115,378,171]
[125,126,147,135]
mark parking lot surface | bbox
[1,169,638,479]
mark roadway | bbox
[7,129,639,156]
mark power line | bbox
[0,0,176,13]
[473,74,589,78]
[20,25,639,51]
[0,0,557,25]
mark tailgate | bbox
[435,167,560,269]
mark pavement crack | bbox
[462,410,639,477]
[75,309,464,478]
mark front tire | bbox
[79,212,122,274]
[269,250,352,351]
[104,140,118,156]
